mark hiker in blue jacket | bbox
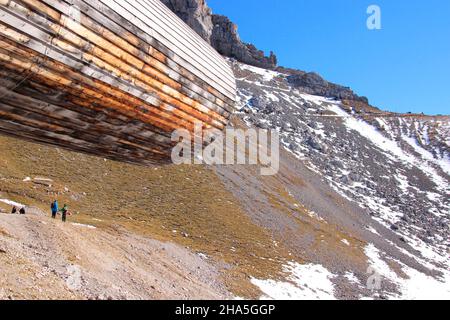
[51,200,58,219]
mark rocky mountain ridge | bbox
[160,0,277,69]
[161,0,369,105]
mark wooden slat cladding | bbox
[0,0,237,165]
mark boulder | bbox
[305,136,324,151]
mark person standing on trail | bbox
[19,207,26,215]
[51,200,58,219]
[59,204,69,223]
[11,206,17,214]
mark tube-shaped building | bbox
[0,0,237,165]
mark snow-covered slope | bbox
[228,60,450,299]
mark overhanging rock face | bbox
[0,0,237,165]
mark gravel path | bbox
[0,209,231,300]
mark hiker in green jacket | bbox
[59,204,70,223]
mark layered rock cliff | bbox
[160,0,278,69]
[284,70,369,104]
[161,0,367,104]
[159,0,214,41]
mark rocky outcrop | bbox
[160,0,277,69]
[281,68,369,104]
[161,0,369,102]
[210,15,277,69]
[160,0,213,41]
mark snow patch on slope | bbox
[239,63,282,82]
[251,262,336,300]
[365,244,450,300]
[402,134,450,175]
[0,199,25,208]
[328,104,449,191]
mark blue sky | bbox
[208,0,450,115]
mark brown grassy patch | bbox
[261,174,367,268]
[0,135,293,298]
[386,259,410,280]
